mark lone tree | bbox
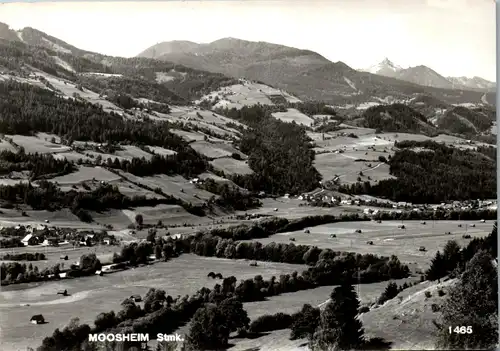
[378,281,399,304]
[310,283,365,350]
[435,250,498,350]
[135,214,143,226]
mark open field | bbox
[272,108,314,127]
[241,220,493,270]
[170,129,225,143]
[184,110,247,129]
[124,204,213,226]
[314,153,394,184]
[49,166,120,185]
[113,145,154,160]
[199,82,301,110]
[198,172,247,190]
[146,145,177,156]
[0,208,104,231]
[236,198,363,219]
[190,141,244,159]
[106,178,164,200]
[118,172,216,205]
[210,157,254,175]
[4,135,71,154]
[92,204,218,230]
[0,255,306,351]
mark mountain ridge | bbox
[138,38,495,105]
[363,57,495,92]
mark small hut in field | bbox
[30,315,45,324]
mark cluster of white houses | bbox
[17,225,112,247]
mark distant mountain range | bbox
[0,21,495,107]
[362,58,495,91]
[138,38,495,105]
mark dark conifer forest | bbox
[340,140,496,203]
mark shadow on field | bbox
[361,337,393,350]
[244,332,271,340]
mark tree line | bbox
[0,149,75,180]
[0,181,205,220]
[1,253,100,285]
[0,252,46,261]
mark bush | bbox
[431,303,441,312]
[425,291,432,298]
[437,289,446,297]
[249,313,293,333]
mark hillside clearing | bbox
[50,166,121,185]
[272,108,314,127]
[5,135,71,154]
[210,157,254,175]
[190,141,244,159]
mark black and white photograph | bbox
[0,0,497,350]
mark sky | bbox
[0,0,495,81]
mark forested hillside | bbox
[339,140,496,203]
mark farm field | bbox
[105,178,165,200]
[184,110,247,129]
[241,220,493,270]
[199,82,301,110]
[111,145,154,161]
[0,255,306,351]
[170,129,220,143]
[4,135,71,154]
[210,157,254,175]
[119,172,216,205]
[146,145,177,156]
[50,166,121,185]
[0,208,104,231]
[314,153,394,184]
[190,141,243,159]
[236,198,363,219]
[271,108,314,127]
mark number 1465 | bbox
[449,326,473,334]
